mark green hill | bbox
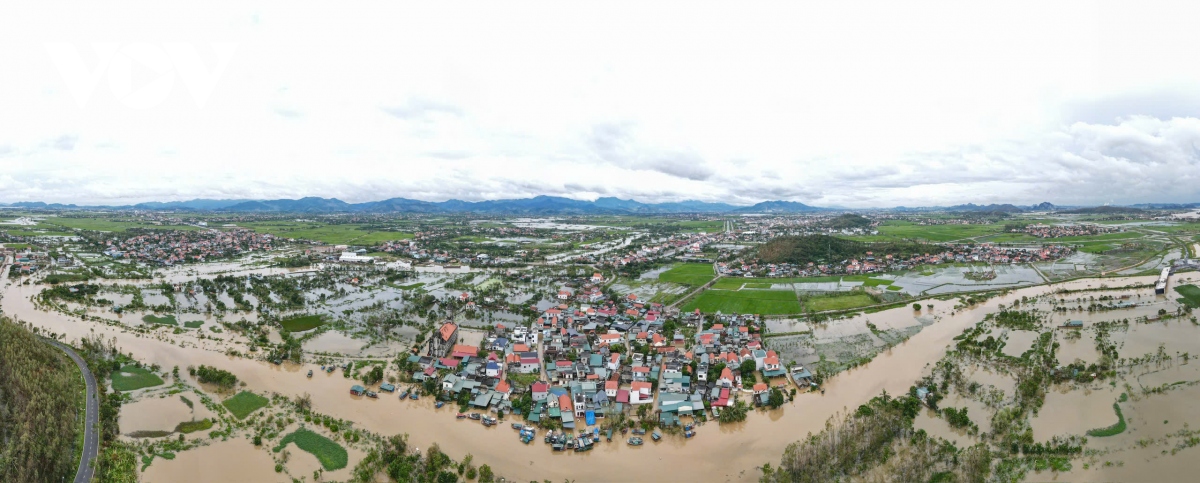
[824,214,873,230]
[757,234,932,265]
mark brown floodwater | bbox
[3,274,1176,482]
[1030,385,1121,441]
[120,394,195,435]
[141,438,285,483]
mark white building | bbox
[340,252,375,263]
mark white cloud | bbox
[1,1,1199,207]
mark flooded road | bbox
[1,274,1166,482]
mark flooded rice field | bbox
[1031,385,1121,441]
[141,439,284,483]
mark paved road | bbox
[46,339,99,483]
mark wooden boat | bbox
[651,431,661,441]
[456,413,467,419]
[435,401,444,409]
[410,392,419,400]
[468,413,482,420]
[627,437,643,446]
[307,370,313,378]
[365,391,378,399]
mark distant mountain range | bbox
[1,197,1195,214]
[0,196,825,214]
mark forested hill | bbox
[757,235,935,265]
[0,318,83,482]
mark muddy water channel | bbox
[3,273,1182,482]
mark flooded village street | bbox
[4,261,1176,481]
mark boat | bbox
[482,416,497,427]
[683,424,694,431]
[632,428,646,435]
[552,442,564,451]
[456,413,467,419]
[627,437,643,446]
[511,423,525,430]
[410,392,419,400]
[435,401,444,409]
[365,391,378,398]
[684,430,695,438]
[399,390,409,399]
[468,413,482,420]
[606,427,613,442]
[307,370,313,378]
[651,431,661,441]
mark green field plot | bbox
[141,314,178,326]
[846,220,1005,242]
[682,290,802,315]
[659,264,716,286]
[183,321,204,329]
[111,365,165,391]
[222,391,269,419]
[1176,284,1200,309]
[280,314,324,332]
[46,218,200,232]
[713,275,890,290]
[803,293,878,312]
[236,221,413,245]
[273,429,348,470]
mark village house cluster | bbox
[403,287,805,431]
[98,229,275,265]
[591,231,731,268]
[719,243,1073,278]
[1018,223,1122,238]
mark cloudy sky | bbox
[2,1,1200,207]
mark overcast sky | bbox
[2,1,1200,207]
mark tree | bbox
[768,388,785,409]
[738,359,758,379]
[478,464,494,483]
[364,365,385,385]
[913,303,922,311]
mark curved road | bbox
[46,339,99,483]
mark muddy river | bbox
[1,273,1182,482]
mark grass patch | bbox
[174,419,213,434]
[111,365,165,391]
[1086,402,1127,437]
[141,314,177,326]
[183,321,204,328]
[222,391,269,419]
[886,285,902,291]
[273,428,348,471]
[1175,284,1200,309]
[128,430,172,438]
[280,314,324,332]
[396,282,425,290]
[682,290,802,315]
[658,264,716,286]
[804,293,878,312]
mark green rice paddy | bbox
[222,391,269,419]
[111,365,165,391]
